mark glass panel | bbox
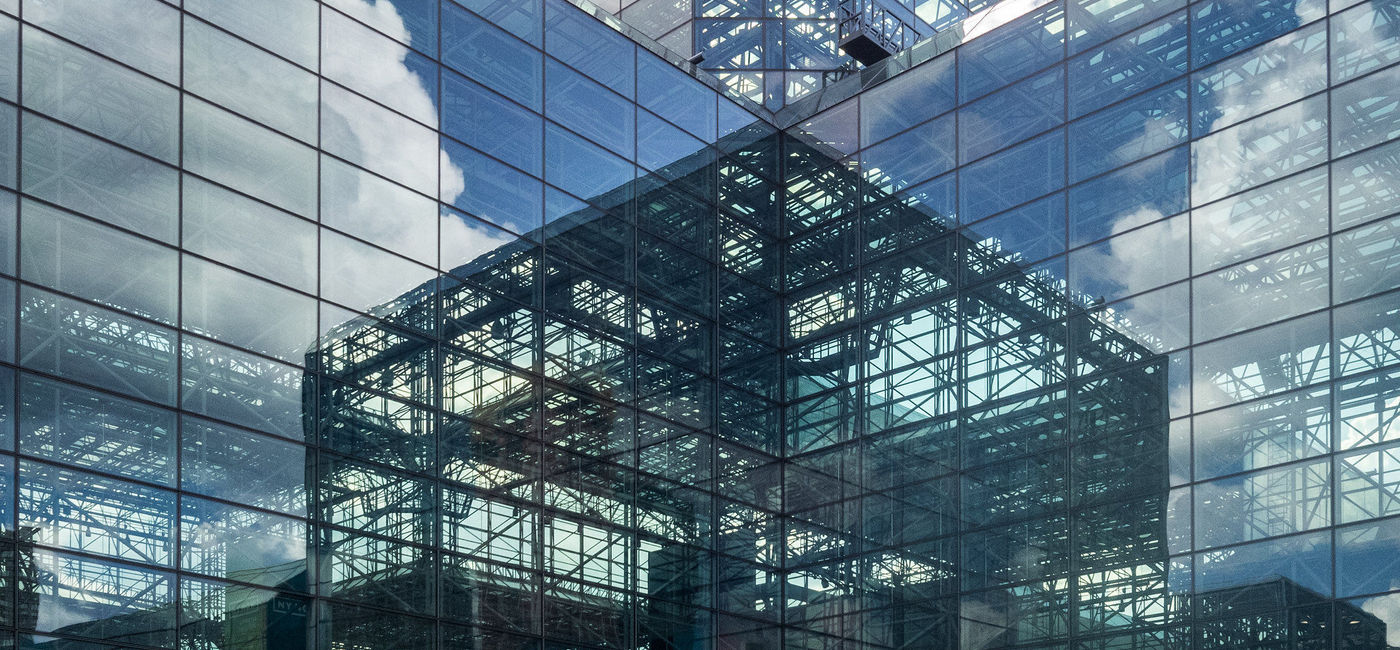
[965,193,1066,266]
[1191,95,1329,205]
[1194,531,1331,597]
[1192,241,1329,342]
[1092,280,1191,353]
[959,129,1064,223]
[181,577,313,645]
[442,3,543,110]
[0,102,13,188]
[1069,212,1189,303]
[184,97,317,217]
[20,199,178,324]
[1190,0,1325,68]
[859,54,955,146]
[321,155,438,264]
[23,0,179,82]
[1067,11,1188,118]
[20,459,176,565]
[1332,63,1400,157]
[1332,0,1400,82]
[322,8,439,125]
[184,18,317,143]
[182,175,318,293]
[959,2,1064,102]
[1336,367,1400,451]
[1192,386,1330,480]
[322,243,436,336]
[1068,147,1188,246]
[1334,213,1400,302]
[439,204,523,273]
[1333,138,1400,230]
[23,26,178,162]
[325,0,438,55]
[181,496,311,589]
[441,69,542,174]
[19,374,177,486]
[21,113,178,242]
[546,60,635,158]
[1193,458,1330,548]
[545,124,635,202]
[27,549,176,644]
[545,0,635,96]
[185,0,319,67]
[1191,166,1329,273]
[1334,292,1400,378]
[441,137,544,235]
[321,82,439,196]
[1338,441,1400,523]
[1192,311,1330,411]
[1192,20,1327,135]
[457,0,543,44]
[0,15,15,102]
[960,67,1065,163]
[19,286,178,405]
[181,336,306,440]
[1336,517,1400,597]
[639,54,717,141]
[181,415,309,514]
[1067,0,1184,54]
[182,256,318,364]
[860,113,955,193]
[1068,81,1188,183]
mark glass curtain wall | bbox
[0,0,1398,648]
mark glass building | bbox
[0,0,1397,648]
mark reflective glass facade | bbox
[2,0,1399,648]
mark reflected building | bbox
[1,0,1400,649]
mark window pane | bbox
[183,256,318,364]
[1332,0,1400,82]
[1193,241,1329,342]
[1191,166,1330,273]
[1068,147,1188,247]
[19,286,178,405]
[24,0,179,82]
[322,9,439,125]
[442,4,543,110]
[322,82,439,196]
[20,200,178,324]
[19,374,177,486]
[21,113,178,242]
[545,0,635,96]
[181,416,309,514]
[181,495,312,588]
[960,129,1064,223]
[1067,11,1187,118]
[184,98,317,217]
[1191,95,1328,205]
[1068,81,1188,183]
[1333,213,1400,302]
[546,60,635,158]
[442,69,542,174]
[321,155,438,264]
[181,336,306,440]
[184,18,317,143]
[23,26,178,161]
[185,0,318,67]
[1069,213,1188,303]
[20,459,176,565]
[1332,63,1400,157]
[859,54,954,146]
[182,175,318,293]
[1194,459,1330,548]
[1192,20,1327,135]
